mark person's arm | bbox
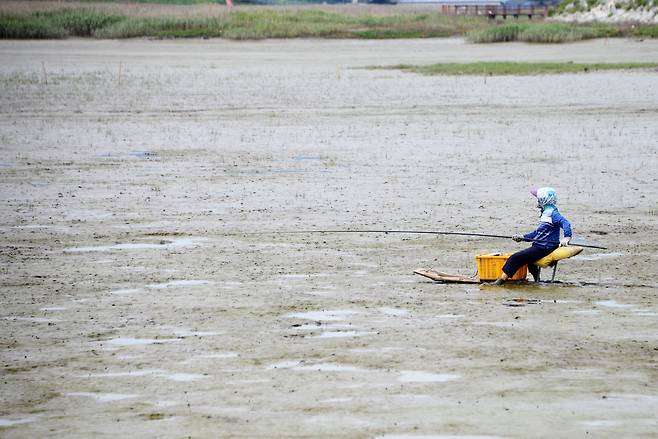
[553,211,572,237]
[553,211,572,246]
[523,228,539,240]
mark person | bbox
[492,187,572,285]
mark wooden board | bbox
[414,269,480,284]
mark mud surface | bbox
[1,38,657,438]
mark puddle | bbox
[128,150,157,158]
[472,321,519,328]
[162,373,206,382]
[11,224,51,229]
[80,369,164,378]
[66,392,137,402]
[217,281,243,290]
[377,436,502,439]
[581,420,622,427]
[632,312,658,317]
[393,394,434,401]
[225,379,271,385]
[173,330,221,337]
[152,400,180,408]
[379,307,409,317]
[80,369,205,382]
[302,291,335,296]
[64,238,203,253]
[279,273,331,279]
[292,323,353,331]
[266,360,365,372]
[115,354,144,360]
[3,316,62,323]
[39,307,67,311]
[575,252,623,261]
[596,300,634,308]
[105,337,180,346]
[146,280,210,290]
[110,288,144,295]
[319,397,353,403]
[266,360,303,370]
[293,154,322,161]
[572,310,600,315]
[0,417,37,427]
[285,310,360,321]
[195,352,239,359]
[397,371,460,383]
[0,162,14,168]
[435,314,465,319]
[310,331,373,339]
[294,363,366,372]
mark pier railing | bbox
[439,4,549,19]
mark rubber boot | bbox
[528,264,540,283]
[492,278,505,286]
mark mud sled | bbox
[415,246,584,284]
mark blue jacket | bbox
[523,206,572,249]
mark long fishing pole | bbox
[230,229,607,250]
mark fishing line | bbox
[224,229,607,250]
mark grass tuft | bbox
[0,15,67,39]
[383,61,658,76]
[466,22,620,43]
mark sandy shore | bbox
[1,38,657,438]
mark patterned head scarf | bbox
[531,187,557,208]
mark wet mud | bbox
[1,38,657,438]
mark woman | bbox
[493,187,572,285]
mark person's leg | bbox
[528,263,540,282]
[493,246,554,285]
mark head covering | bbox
[531,187,557,208]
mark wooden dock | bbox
[438,4,549,19]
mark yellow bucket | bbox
[476,253,527,281]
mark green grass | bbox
[466,22,621,43]
[632,24,658,38]
[385,62,658,76]
[0,8,487,40]
[0,9,123,38]
[0,7,656,41]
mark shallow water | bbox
[397,371,460,383]
[285,310,361,321]
[66,393,137,403]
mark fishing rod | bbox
[230,229,607,250]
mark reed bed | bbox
[0,7,488,39]
[466,22,621,43]
[0,3,656,41]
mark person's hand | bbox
[512,234,524,242]
[560,237,571,247]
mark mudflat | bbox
[1,38,657,438]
